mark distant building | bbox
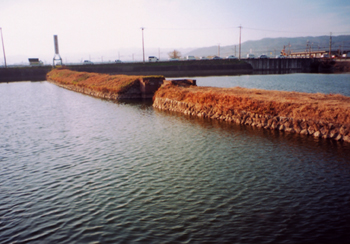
[288,51,327,58]
[28,58,43,66]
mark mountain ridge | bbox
[184,35,350,58]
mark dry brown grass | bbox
[47,69,163,94]
[155,84,350,125]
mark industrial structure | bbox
[53,35,62,66]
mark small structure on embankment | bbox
[47,69,165,99]
[153,82,350,143]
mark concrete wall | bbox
[67,60,253,77]
[245,58,314,73]
[0,66,51,82]
[0,58,340,83]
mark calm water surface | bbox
[1,74,350,243]
[191,73,350,96]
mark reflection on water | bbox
[1,78,350,243]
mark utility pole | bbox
[288,43,291,56]
[141,27,145,63]
[218,43,220,57]
[239,25,242,60]
[0,27,7,68]
[329,32,332,57]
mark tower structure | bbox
[53,35,62,66]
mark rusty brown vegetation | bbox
[155,84,350,125]
[47,69,163,94]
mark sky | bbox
[0,0,350,64]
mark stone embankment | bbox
[48,80,143,99]
[47,69,165,99]
[153,85,350,143]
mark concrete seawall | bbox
[1,59,349,82]
[0,66,51,82]
[66,60,254,77]
[0,61,251,82]
[153,96,350,143]
[245,58,313,72]
[2,58,339,82]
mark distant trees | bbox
[168,50,181,59]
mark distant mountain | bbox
[185,35,350,58]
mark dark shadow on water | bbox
[99,96,350,164]
[103,97,154,109]
[154,108,350,165]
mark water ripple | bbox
[1,81,350,243]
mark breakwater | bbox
[153,84,350,143]
[47,69,350,143]
[47,69,165,99]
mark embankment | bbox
[153,84,350,143]
[46,69,165,99]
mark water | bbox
[191,73,350,96]
[1,74,350,243]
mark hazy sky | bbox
[0,0,350,64]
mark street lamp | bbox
[238,25,242,60]
[0,27,7,68]
[141,27,145,63]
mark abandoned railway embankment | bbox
[46,69,350,143]
[153,82,350,143]
[46,69,165,99]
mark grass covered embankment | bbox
[47,69,164,99]
[153,84,350,142]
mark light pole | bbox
[0,27,7,67]
[141,27,145,63]
[238,25,242,60]
[329,32,332,58]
